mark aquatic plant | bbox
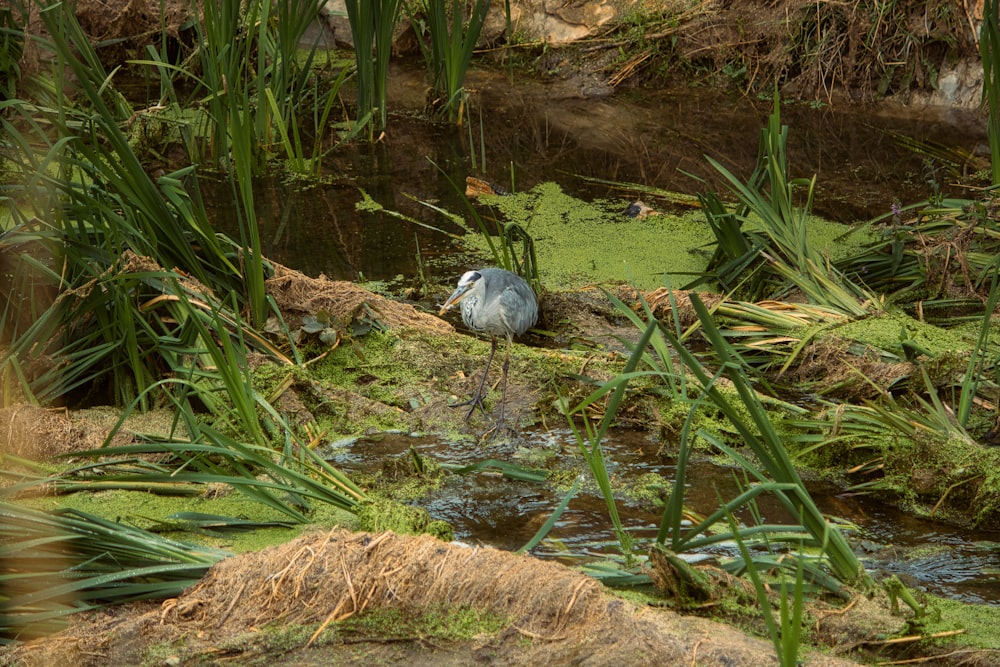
[727,512,807,666]
[137,0,334,173]
[1,4,233,405]
[1,1,365,518]
[407,0,491,124]
[664,294,866,586]
[0,502,231,642]
[565,286,868,590]
[982,0,1000,185]
[0,3,24,102]
[693,95,875,316]
[560,314,665,565]
[344,0,403,135]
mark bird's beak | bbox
[439,284,471,315]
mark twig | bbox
[341,552,358,612]
[866,629,966,646]
[215,581,247,628]
[307,597,350,647]
[876,647,998,665]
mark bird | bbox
[439,268,538,430]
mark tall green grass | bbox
[155,0,330,171]
[409,0,491,124]
[137,0,335,321]
[662,293,867,587]
[694,96,874,316]
[0,502,230,642]
[344,0,402,135]
[0,4,367,635]
[0,2,248,406]
[982,0,1000,185]
[565,286,868,590]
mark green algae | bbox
[461,182,871,292]
[335,604,509,642]
[469,182,713,291]
[173,605,510,666]
[879,434,1000,527]
[904,594,1000,651]
[317,330,425,407]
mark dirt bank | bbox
[6,529,874,667]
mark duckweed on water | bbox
[912,596,1000,651]
[468,182,869,292]
[476,182,714,290]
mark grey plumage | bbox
[439,268,538,428]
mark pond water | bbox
[197,67,999,602]
[328,428,1000,606]
[204,64,989,289]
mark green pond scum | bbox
[465,181,871,292]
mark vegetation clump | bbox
[356,495,454,541]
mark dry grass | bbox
[6,529,869,667]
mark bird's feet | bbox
[448,392,488,420]
[480,419,517,442]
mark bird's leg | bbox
[495,339,513,432]
[450,335,498,420]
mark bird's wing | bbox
[497,283,538,337]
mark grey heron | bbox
[439,268,538,428]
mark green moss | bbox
[876,432,1000,527]
[205,622,340,667]
[356,496,454,541]
[338,604,509,641]
[913,595,1000,650]
[317,330,422,407]
[830,310,972,358]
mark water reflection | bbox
[328,427,1000,605]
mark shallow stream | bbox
[329,428,1000,606]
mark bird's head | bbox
[439,270,482,315]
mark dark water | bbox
[204,64,988,288]
[328,428,1000,606]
